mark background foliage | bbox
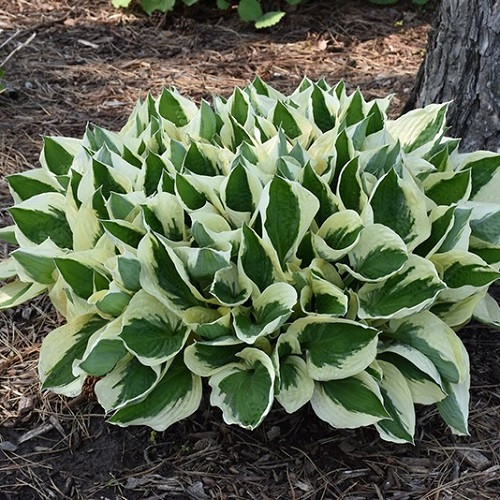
[112,0,307,28]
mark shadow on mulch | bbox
[0,0,429,175]
[1,1,499,499]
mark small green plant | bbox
[0,69,6,94]
[112,0,307,28]
[1,79,499,442]
[149,430,157,443]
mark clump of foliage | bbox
[1,79,499,442]
[112,0,306,28]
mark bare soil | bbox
[0,1,499,499]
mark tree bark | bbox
[405,0,500,152]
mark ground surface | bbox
[0,1,499,499]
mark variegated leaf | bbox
[0,258,17,281]
[233,282,297,344]
[275,355,315,413]
[358,255,445,320]
[109,356,202,431]
[184,337,244,377]
[181,306,233,340]
[431,251,500,290]
[55,250,111,300]
[238,224,285,293]
[209,348,275,430]
[66,197,103,252]
[300,162,339,226]
[0,225,17,245]
[7,168,61,204]
[142,192,185,241]
[431,289,487,328]
[190,211,241,252]
[39,315,108,396]
[260,175,319,267]
[377,344,446,405]
[414,205,456,258]
[375,360,415,444]
[175,246,231,282]
[386,103,448,155]
[157,87,198,127]
[438,207,472,253]
[300,274,348,316]
[312,210,364,262]
[459,151,500,203]
[369,169,431,250]
[466,201,500,246]
[338,224,408,282]
[286,317,379,381]
[436,339,470,435]
[271,100,313,144]
[95,355,162,411]
[210,263,252,306]
[311,371,389,429]
[119,290,190,366]
[88,282,132,317]
[386,311,467,384]
[337,157,368,214]
[138,232,203,310]
[472,293,500,329]
[110,255,142,292]
[221,162,262,226]
[422,169,471,205]
[74,318,127,376]
[41,136,80,175]
[9,193,73,249]
[0,280,47,310]
[10,240,60,285]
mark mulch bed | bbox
[0,1,499,498]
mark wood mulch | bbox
[1,1,499,499]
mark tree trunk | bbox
[405,0,500,152]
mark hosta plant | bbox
[112,0,306,28]
[1,79,499,443]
